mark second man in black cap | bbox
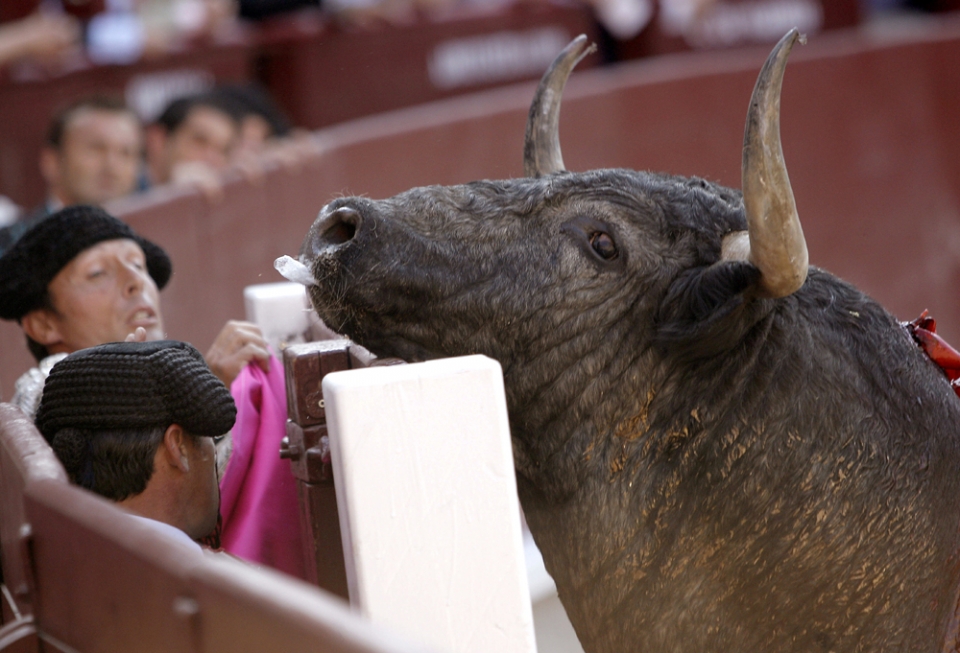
[36,339,236,547]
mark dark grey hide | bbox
[295,32,960,653]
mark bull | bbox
[282,31,960,653]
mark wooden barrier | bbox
[3,16,960,398]
[189,552,432,653]
[0,404,60,651]
[26,479,204,653]
[278,338,586,653]
[0,402,436,653]
[282,339,404,599]
[0,403,67,633]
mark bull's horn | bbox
[727,28,808,298]
[524,35,596,178]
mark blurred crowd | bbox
[0,82,316,249]
[0,0,237,71]
[0,0,956,233]
[0,0,956,82]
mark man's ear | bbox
[20,308,64,347]
[162,424,191,473]
[39,147,61,188]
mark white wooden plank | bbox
[323,355,537,653]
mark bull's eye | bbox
[590,232,618,260]
[561,216,624,268]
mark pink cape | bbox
[219,358,306,580]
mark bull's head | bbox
[282,31,808,472]
[280,31,810,493]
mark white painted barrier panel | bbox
[243,282,311,350]
[322,355,537,653]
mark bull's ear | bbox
[654,261,763,359]
[524,35,596,178]
[726,29,808,299]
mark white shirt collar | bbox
[126,513,203,553]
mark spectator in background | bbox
[213,83,320,180]
[35,339,234,548]
[214,83,292,158]
[36,96,143,218]
[144,91,243,195]
[137,0,239,55]
[146,87,317,197]
[0,96,143,257]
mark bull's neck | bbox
[513,342,770,653]
[519,468,661,653]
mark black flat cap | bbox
[36,340,236,441]
[0,205,172,321]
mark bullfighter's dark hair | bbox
[52,425,167,501]
[46,95,138,151]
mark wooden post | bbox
[281,341,403,600]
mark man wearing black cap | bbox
[36,340,235,546]
[0,204,269,418]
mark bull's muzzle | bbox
[275,204,363,285]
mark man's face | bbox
[39,239,164,353]
[46,108,143,206]
[162,106,237,176]
[183,433,220,540]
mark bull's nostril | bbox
[322,206,361,246]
